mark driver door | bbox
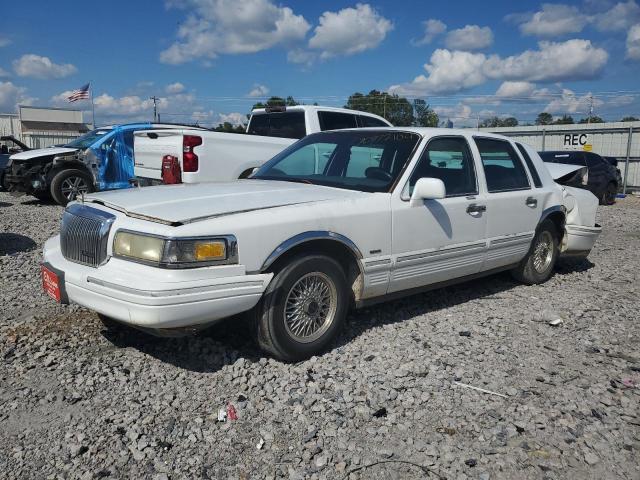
[389,136,487,293]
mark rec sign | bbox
[563,133,588,147]
[563,133,592,152]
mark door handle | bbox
[466,203,487,214]
[526,197,538,208]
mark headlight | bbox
[113,231,237,268]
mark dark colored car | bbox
[0,136,30,191]
[538,150,619,205]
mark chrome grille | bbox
[60,204,115,267]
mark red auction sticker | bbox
[41,265,61,302]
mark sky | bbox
[1,0,640,127]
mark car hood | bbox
[10,146,78,161]
[84,180,365,225]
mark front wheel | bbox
[50,169,94,206]
[252,254,349,362]
[511,219,559,285]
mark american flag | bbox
[67,83,90,102]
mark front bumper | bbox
[43,236,273,330]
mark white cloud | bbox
[287,48,317,66]
[517,4,590,37]
[0,37,10,48]
[509,2,640,37]
[445,25,493,50]
[13,54,77,79]
[627,24,640,59]
[218,112,247,125]
[495,81,537,98]
[390,50,487,96]
[308,3,393,59]
[160,0,310,64]
[247,83,269,97]
[389,39,608,96]
[412,19,447,46]
[0,81,34,112]
[165,82,185,94]
[543,89,604,114]
[484,40,608,83]
[595,1,640,31]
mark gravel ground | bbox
[1,191,639,480]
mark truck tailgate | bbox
[134,130,183,180]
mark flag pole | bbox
[90,81,96,128]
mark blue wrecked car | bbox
[4,123,199,205]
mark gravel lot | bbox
[1,191,639,480]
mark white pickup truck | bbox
[133,105,390,184]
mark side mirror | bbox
[410,177,446,206]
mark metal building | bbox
[0,106,91,149]
[480,121,640,192]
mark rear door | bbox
[472,137,540,271]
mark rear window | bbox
[516,143,542,188]
[358,115,388,127]
[247,111,306,139]
[539,151,586,166]
[318,111,358,131]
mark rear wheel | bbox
[252,254,349,362]
[511,219,559,285]
[50,169,94,206]
[601,182,617,205]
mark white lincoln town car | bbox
[42,128,601,361]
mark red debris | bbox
[226,403,238,421]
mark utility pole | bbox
[150,96,159,122]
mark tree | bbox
[553,114,574,125]
[535,112,553,125]
[621,116,639,122]
[413,99,439,127]
[214,122,245,133]
[578,115,604,124]
[345,90,414,126]
[478,116,518,128]
[251,96,300,110]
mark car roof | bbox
[312,126,521,142]
[250,105,389,122]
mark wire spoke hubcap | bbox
[61,176,89,200]
[284,272,337,343]
[533,231,554,273]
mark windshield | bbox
[64,128,113,149]
[253,130,421,192]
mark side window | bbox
[474,138,530,192]
[358,115,388,127]
[515,143,542,188]
[346,146,384,177]
[269,143,337,176]
[408,137,477,197]
[318,111,358,131]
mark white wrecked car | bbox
[41,128,601,360]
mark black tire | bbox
[50,169,94,206]
[600,182,617,206]
[251,254,349,362]
[511,219,559,285]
